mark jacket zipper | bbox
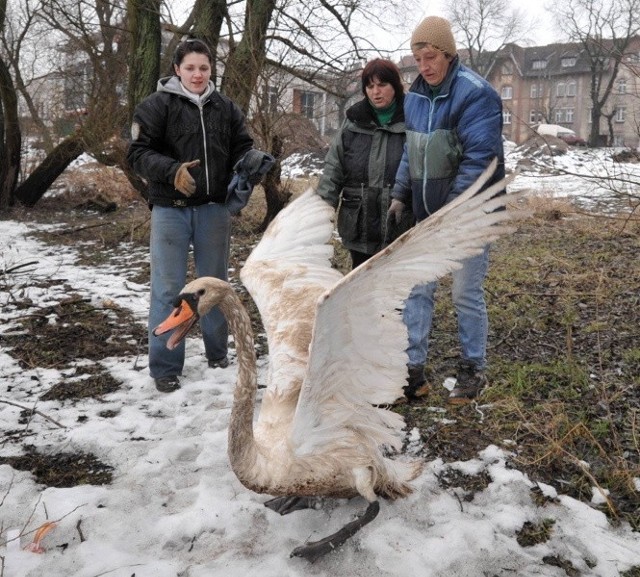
[197,102,210,197]
[421,92,446,217]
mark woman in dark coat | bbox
[316,58,413,269]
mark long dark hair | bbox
[361,59,404,101]
[172,38,213,69]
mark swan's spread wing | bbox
[291,161,529,454]
[240,189,343,402]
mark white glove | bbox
[387,199,405,224]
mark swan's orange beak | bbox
[153,297,199,350]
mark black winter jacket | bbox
[127,76,254,207]
[317,97,413,256]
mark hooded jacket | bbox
[317,96,413,256]
[127,76,254,207]
[392,56,504,222]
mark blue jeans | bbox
[403,246,490,370]
[148,204,231,379]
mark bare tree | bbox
[445,0,534,77]
[11,0,131,205]
[551,0,640,147]
[3,0,57,153]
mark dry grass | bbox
[396,196,640,529]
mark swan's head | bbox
[153,277,229,350]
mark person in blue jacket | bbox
[389,16,505,403]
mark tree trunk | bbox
[124,0,162,201]
[192,0,227,87]
[221,0,282,227]
[259,134,290,231]
[0,55,20,211]
[221,0,276,113]
[14,134,85,206]
[126,0,162,117]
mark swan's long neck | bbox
[218,290,260,484]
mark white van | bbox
[534,124,587,146]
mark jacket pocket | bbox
[337,194,362,242]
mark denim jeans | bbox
[148,203,231,379]
[403,245,490,370]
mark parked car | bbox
[557,132,588,146]
[535,123,588,146]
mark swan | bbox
[153,159,526,562]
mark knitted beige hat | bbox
[411,16,457,55]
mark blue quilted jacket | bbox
[392,56,505,222]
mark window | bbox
[503,109,512,124]
[556,83,566,98]
[617,78,627,94]
[532,59,547,70]
[551,108,574,123]
[613,134,625,147]
[299,91,317,119]
[501,85,513,100]
[263,86,278,115]
[555,108,573,124]
[615,107,626,122]
[561,57,577,67]
[529,110,544,124]
[64,64,90,112]
[530,84,542,98]
[567,81,576,97]
[501,61,513,75]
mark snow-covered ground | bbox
[1,145,639,577]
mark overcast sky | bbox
[420,0,558,44]
[374,0,560,56]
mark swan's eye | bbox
[197,289,205,296]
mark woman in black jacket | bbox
[316,58,413,268]
[127,39,253,392]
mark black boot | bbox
[448,360,487,405]
[404,365,430,400]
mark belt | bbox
[152,197,223,208]
[169,198,208,208]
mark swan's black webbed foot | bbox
[264,496,320,515]
[290,500,380,563]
